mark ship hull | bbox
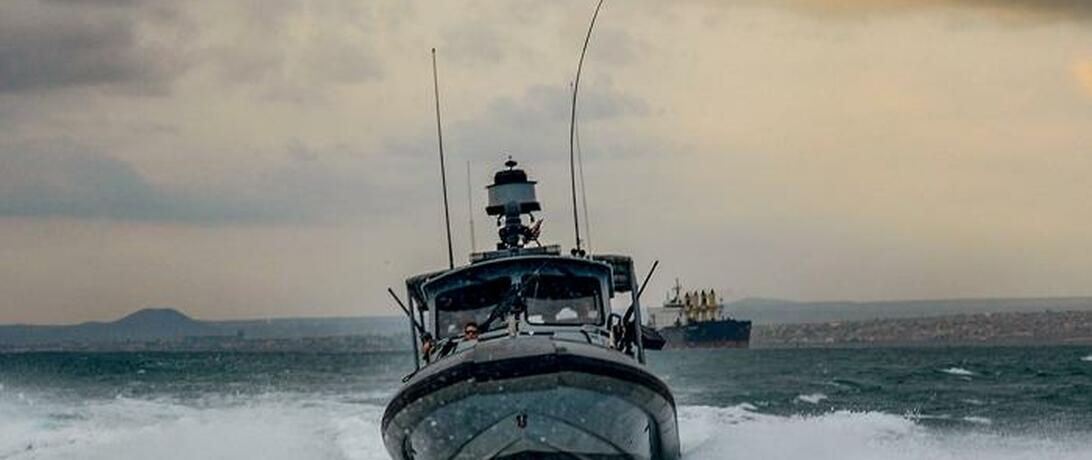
[382,337,680,460]
[658,320,751,349]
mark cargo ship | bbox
[646,280,751,348]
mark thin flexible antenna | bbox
[432,48,455,269]
[569,0,604,254]
[466,160,477,253]
[574,105,592,251]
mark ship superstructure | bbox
[647,280,752,348]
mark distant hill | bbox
[726,296,1092,325]
[0,308,407,346]
[0,308,223,345]
[112,308,217,337]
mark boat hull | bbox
[382,337,679,460]
[658,319,751,349]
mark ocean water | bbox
[1,346,1090,459]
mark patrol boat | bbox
[382,159,680,460]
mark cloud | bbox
[451,83,649,156]
[0,142,415,223]
[951,0,1092,20]
[385,82,653,172]
[486,83,647,125]
[0,0,386,97]
[778,0,1092,22]
[442,22,508,65]
[0,146,264,222]
[1075,58,1092,98]
[0,0,187,93]
[191,1,387,99]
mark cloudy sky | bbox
[1,0,1090,324]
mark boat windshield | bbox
[522,274,603,326]
[434,277,512,338]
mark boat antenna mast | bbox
[574,108,592,251]
[466,160,477,253]
[569,0,604,256]
[432,48,455,269]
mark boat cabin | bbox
[425,255,611,337]
[404,251,641,359]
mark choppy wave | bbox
[3,392,1092,460]
[962,416,993,425]
[794,393,828,404]
[681,405,1090,460]
[0,392,388,460]
[940,367,976,376]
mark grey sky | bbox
[1,0,1090,324]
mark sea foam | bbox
[0,392,388,460]
[795,393,828,404]
[680,405,1091,460]
[941,367,976,376]
[3,393,1092,460]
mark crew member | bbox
[420,332,434,362]
[463,322,480,341]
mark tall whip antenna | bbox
[466,160,477,253]
[574,107,592,251]
[432,48,455,269]
[569,0,604,255]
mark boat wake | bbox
[940,367,976,376]
[2,392,1091,460]
[0,392,388,460]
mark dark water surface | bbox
[656,346,1092,430]
[2,346,1090,459]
